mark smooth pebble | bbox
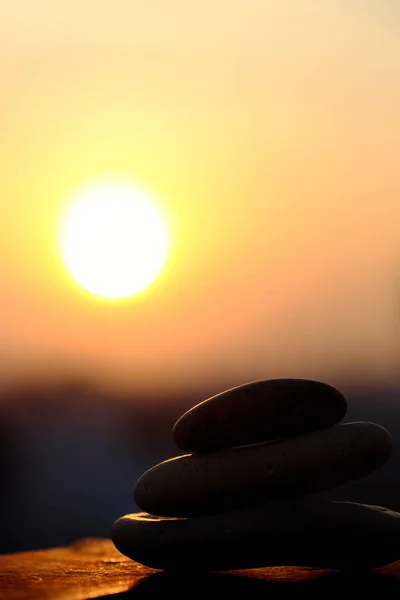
[173,378,347,452]
[112,499,400,571]
[135,422,392,517]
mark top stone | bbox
[173,378,347,452]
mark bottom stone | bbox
[112,499,400,571]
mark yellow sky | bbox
[1,1,399,394]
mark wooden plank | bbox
[1,538,400,599]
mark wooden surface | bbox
[2,538,400,599]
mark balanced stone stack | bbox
[112,378,399,571]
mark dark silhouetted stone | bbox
[135,422,391,517]
[173,379,347,452]
[112,500,400,571]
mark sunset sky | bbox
[1,1,399,395]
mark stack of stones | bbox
[112,379,399,571]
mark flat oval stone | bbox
[135,422,391,517]
[112,499,400,571]
[173,379,347,452]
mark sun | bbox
[59,179,170,300]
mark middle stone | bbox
[134,422,391,517]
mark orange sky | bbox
[1,1,399,395]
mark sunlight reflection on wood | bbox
[2,539,400,599]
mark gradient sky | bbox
[1,1,399,395]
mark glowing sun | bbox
[60,180,170,300]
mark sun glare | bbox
[59,180,170,300]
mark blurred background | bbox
[1,0,399,554]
